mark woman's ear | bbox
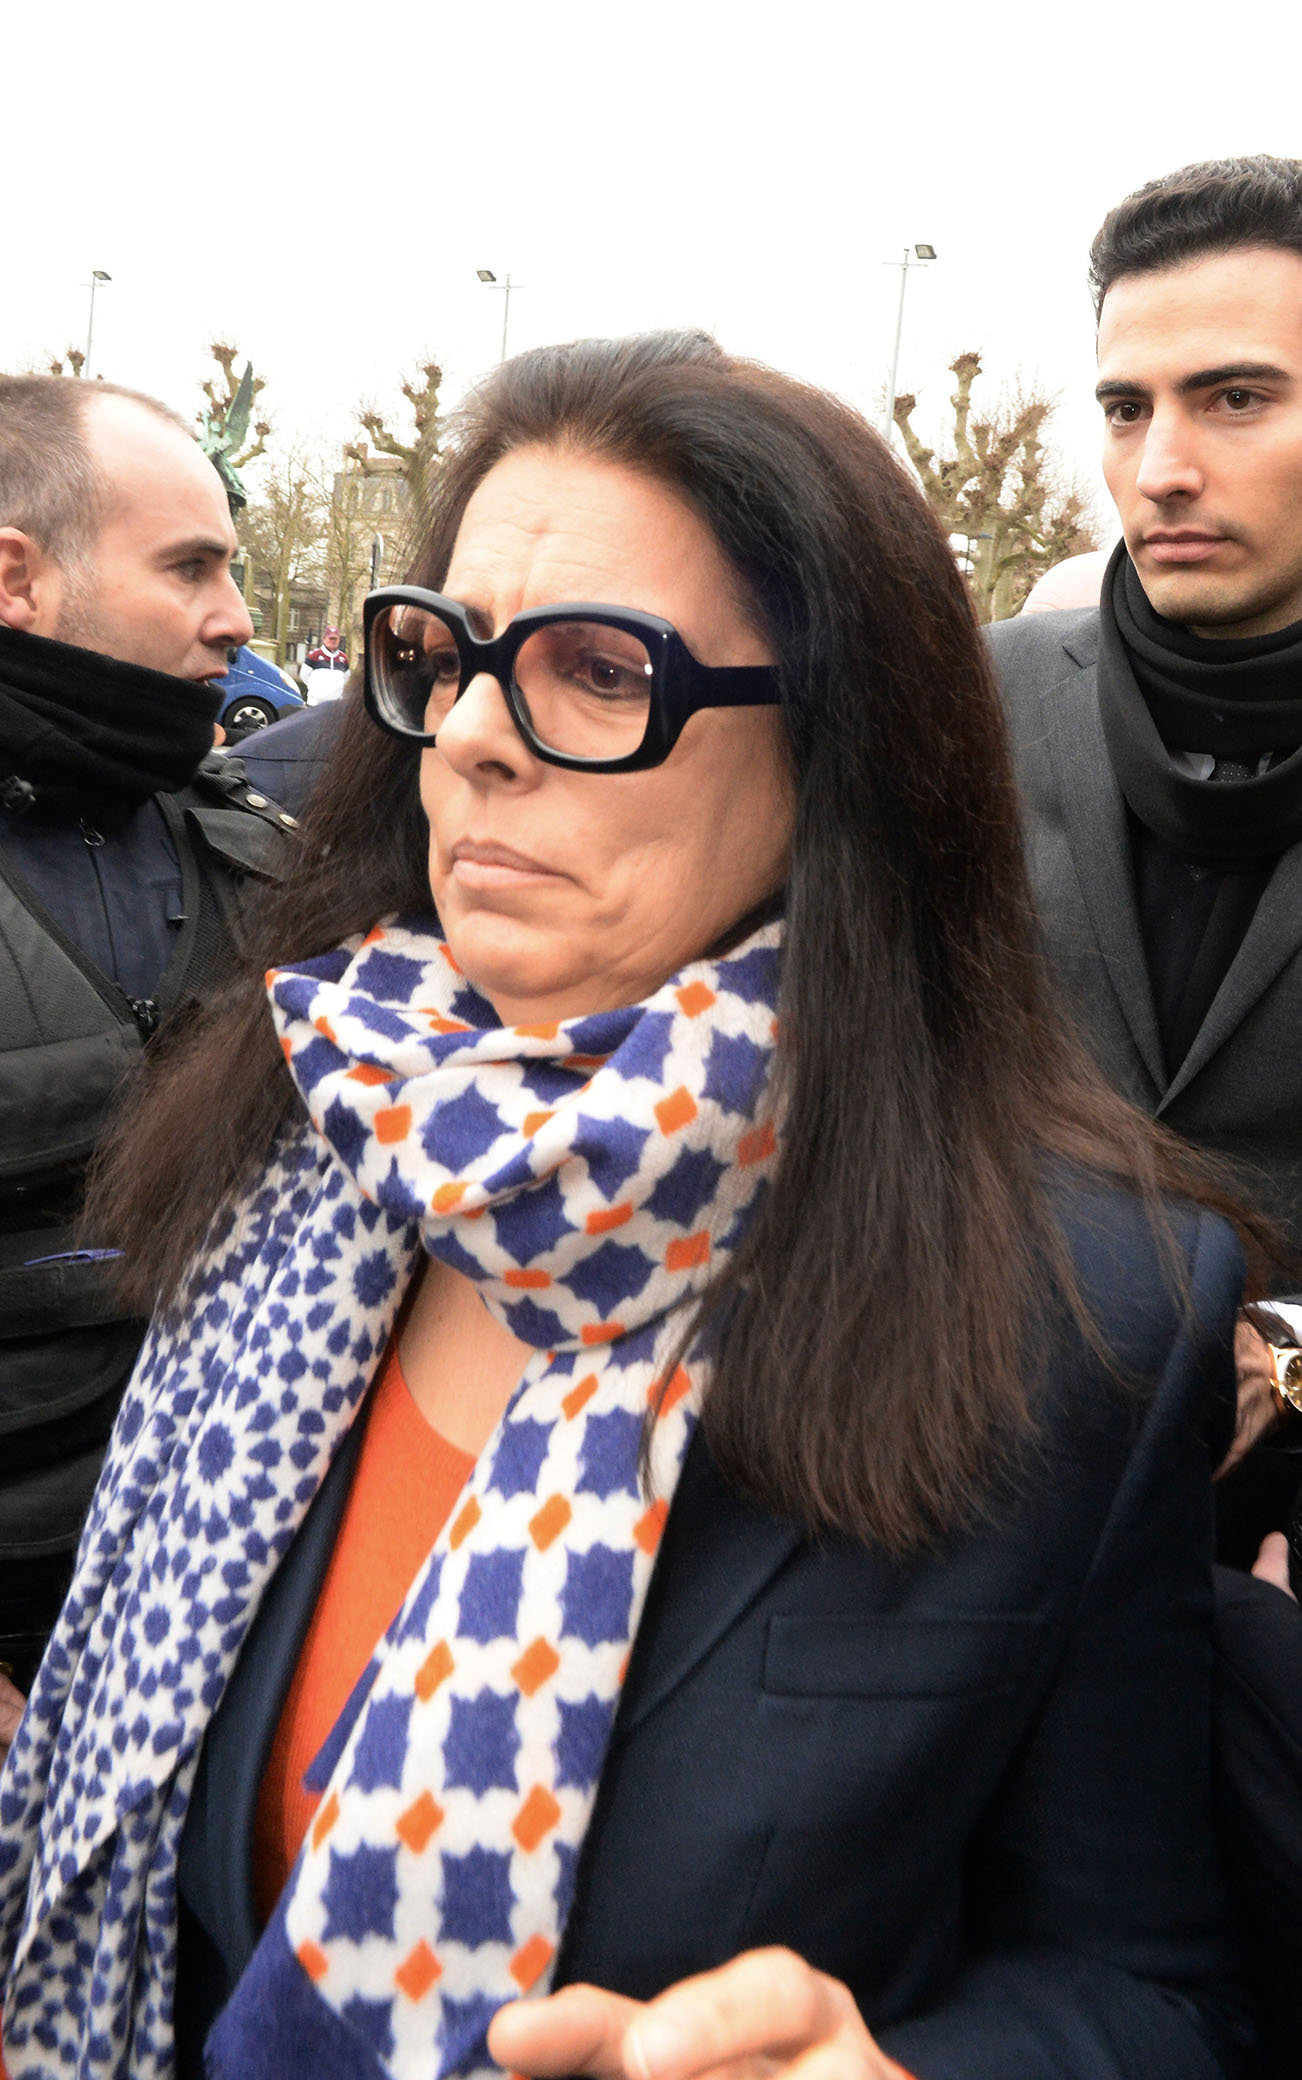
[0,528,59,631]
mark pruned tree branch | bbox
[894,352,1098,619]
[356,360,444,554]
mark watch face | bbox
[1273,1346,1302,1415]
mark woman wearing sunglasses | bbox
[0,334,1261,2080]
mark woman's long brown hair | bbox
[87,332,1274,1553]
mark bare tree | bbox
[238,453,327,665]
[357,359,443,556]
[319,451,374,650]
[894,353,1098,621]
[182,347,449,663]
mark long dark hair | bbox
[88,331,1267,1551]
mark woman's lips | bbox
[449,842,562,888]
[1143,533,1227,565]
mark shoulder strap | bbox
[152,754,300,1018]
[0,846,137,1046]
[180,751,301,866]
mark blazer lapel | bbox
[1162,841,1302,1107]
[611,1431,803,1743]
[1041,629,1166,1091]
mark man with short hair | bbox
[0,376,297,1734]
[989,157,1302,2070]
[993,155,1302,1483]
[302,622,350,704]
[305,624,347,670]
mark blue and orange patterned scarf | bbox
[0,915,782,2080]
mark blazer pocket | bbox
[762,1612,1048,1700]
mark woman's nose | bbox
[434,668,532,779]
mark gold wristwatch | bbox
[1267,1343,1302,1419]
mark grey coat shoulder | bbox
[985,605,1100,684]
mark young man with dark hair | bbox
[993,153,1302,1482]
[989,156,1302,2070]
[0,377,298,1746]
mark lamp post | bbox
[476,269,513,362]
[882,244,935,441]
[959,530,994,577]
[84,270,111,378]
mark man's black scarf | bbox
[1097,539,1302,863]
[0,622,223,827]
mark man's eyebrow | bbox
[155,535,234,561]
[1176,361,1292,394]
[1095,361,1291,404]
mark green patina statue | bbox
[198,359,258,513]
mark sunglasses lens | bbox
[371,604,461,735]
[514,621,654,759]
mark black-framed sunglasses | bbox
[362,586,780,773]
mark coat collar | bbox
[1056,611,1099,673]
[1162,840,1302,1103]
[1038,625,1166,1092]
[1037,612,1302,1103]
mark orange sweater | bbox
[252,1340,473,1924]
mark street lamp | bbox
[477,269,513,362]
[958,530,993,577]
[84,270,111,378]
[882,244,936,441]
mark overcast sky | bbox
[7,0,1300,535]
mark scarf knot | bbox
[1100,541,1302,861]
[270,920,781,1351]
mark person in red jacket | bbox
[303,625,348,673]
[302,626,350,705]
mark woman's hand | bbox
[487,1949,913,2080]
[1252,1530,1297,1601]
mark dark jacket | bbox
[239,700,343,820]
[989,606,1302,2071]
[989,607,1302,1256]
[179,1185,1256,2080]
[1213,1565,1302,2070]
[0,751,297,1687]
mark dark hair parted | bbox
[1089,153,1302,314]
[0,374,193,568]
[87,330,1268,1553]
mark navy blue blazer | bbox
[180,1184,1256,2080]
[239,700,343,820]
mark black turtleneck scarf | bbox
[0,621,223,829]
[1096,541,1302,1073]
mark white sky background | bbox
[4,0,1301,537]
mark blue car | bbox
[211,647,306,738]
